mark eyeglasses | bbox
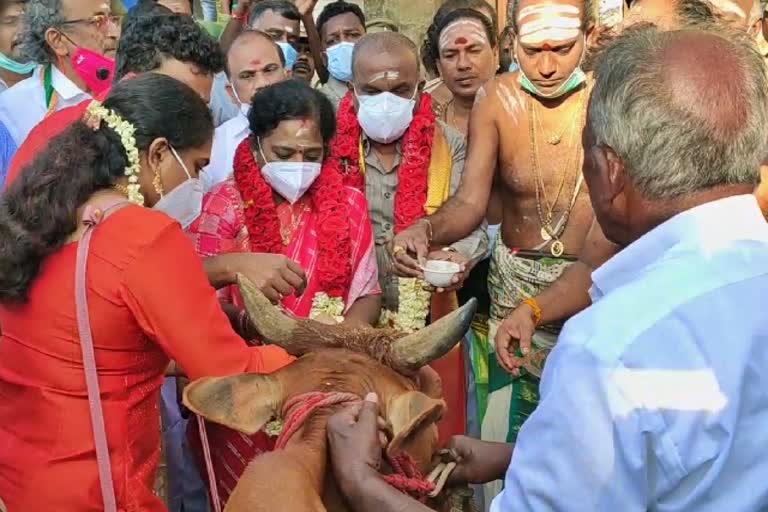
[59,14,120,32]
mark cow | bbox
[183,275,478,512]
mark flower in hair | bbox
[86,100,144,206]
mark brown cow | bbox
[184,275,477,512]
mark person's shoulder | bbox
[435,121,466,157]
[93,205,184,264]
[0,73,37,102]
[476,73,526,114]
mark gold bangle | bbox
[522,298,543,327]
[419,218,433,243]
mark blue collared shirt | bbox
[492,195,768,512]
[0,120,16,191]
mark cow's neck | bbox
[282,409,334,489]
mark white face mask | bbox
[258,139,322,204]
[355,89,417,144]
[153,146,204,229]
[231,83,251,118]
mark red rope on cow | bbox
[274,391,436,502]
[275,391,360,450]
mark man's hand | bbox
[423,250,470,293]
[328,393,387,493]
[494,304,537,376]
[442,436,513,485]
[229,253,307,303]
[232,0,258,18]
[295,0,319,17]
[390,220,431,278]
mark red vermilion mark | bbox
[299,118,310,127]
[542,43,552,51]
[250,59,262,66]
[454,36,468,44]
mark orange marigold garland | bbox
[233,137,352,298]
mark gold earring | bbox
[153,171,164,196]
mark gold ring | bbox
[392,245,406,256]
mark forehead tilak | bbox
[517,4,582,45]
[438,19,489,49]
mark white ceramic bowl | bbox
[421,260,461,288]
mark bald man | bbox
[626,0,717,28]
[328,23,768,512]
[203,30,288,191]
[342,31,488,441]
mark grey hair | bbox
[589,24,768,200]
[19,0,65,65]
[510,0,595,34]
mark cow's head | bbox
[184,275,477,470]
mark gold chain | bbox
[527,89,587,256]
[280,204,310,245]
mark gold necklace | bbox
[532,94,582,145]
[527,90,586,257]
[280,204,309,245]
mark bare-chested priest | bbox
[392,0,605,461]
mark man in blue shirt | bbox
[325,22,768,512]
[0,120,15,190]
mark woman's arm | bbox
[123,223,295,380]
[344,294,382,326]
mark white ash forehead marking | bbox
[438,19,489,50]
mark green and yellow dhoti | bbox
[481,237,573,507]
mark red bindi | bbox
[542,43,552,51]
[455,36,468,45]
[250,59,262,66]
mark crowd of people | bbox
[0,0,767,510]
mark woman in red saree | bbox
[0,75,294,511]
[187,80,381,507]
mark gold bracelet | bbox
[419,218,433,243]
[522,298,543,327]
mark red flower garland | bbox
[326,92,436,233]
[233,137,352,298]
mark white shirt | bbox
[492,195,768,512]
[0,65,90,146]
[202,112,249,191]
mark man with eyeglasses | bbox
[0,0,119,146]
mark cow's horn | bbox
[389,298,477,371]
[237,273,302,350]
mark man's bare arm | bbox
[390,82,500,263]
[341,474,433,512]
[538,219,617,323]
[495,218,619,374]
[429,85,499,245]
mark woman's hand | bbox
[228,253,307,303]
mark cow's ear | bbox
[386,391,445,457]
[183,373,284,434]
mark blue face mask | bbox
[326,41,355,82]
[276,41,298,71]
[0,52,36,75]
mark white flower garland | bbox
[86,101,144,206]
[309,292,345,324]
[379,277,431,333]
